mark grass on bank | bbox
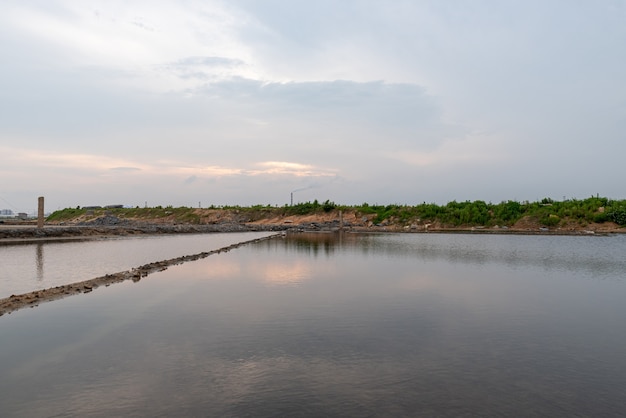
[47,197,626,228]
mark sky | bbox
[1,0,625,213]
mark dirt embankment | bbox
[2,208,623,241]
[249,210,623,234]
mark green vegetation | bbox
[46,196,626,228]
[365,196,625,227]
[46,207,86,222]
[283,199,337,215]
[281,196,626,227]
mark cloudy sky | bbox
[1,1,625,213]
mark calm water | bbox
[0,232,273,297]
[1,232,625,417]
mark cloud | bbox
[161,56,248,81]
[0,147,148,172]
[194,78,457,151]
[1,1,625,210]
[110,167,142,173]
[1,1,257,92]
[252,162,336,177]
[387,132,512,168]
[0,146,337,185]
[176,165,243,178]
[0,144,344,209]
[171,56,246,68]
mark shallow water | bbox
[0,232,273,297]
[1,232,625,417]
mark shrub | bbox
[593,213,609,223]
[322,200,336,212]
[540,215,560,227]
[610,209,626,225]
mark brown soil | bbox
[3,209,624,242]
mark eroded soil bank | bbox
[3,209,624,242]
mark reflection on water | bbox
[280,232,626,278]
[0,232,273,297]
[35,243,43,281]
[1,232,625,416]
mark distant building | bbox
[0,209,13,216]
[17,213,28,220]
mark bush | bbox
[540,215,560,227]
[610,209,626,225]
[322,200,336,212]
[593,213,609,223]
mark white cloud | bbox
[0,145,338,199]
[387,133,513,168]
[2,0,258,92]
[251,161,337,177]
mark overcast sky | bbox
[1,1,625,213]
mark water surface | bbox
[1,232,625,417]
[0,232,272,297]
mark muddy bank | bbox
[0,234,282,317]
[1,222,620,246]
